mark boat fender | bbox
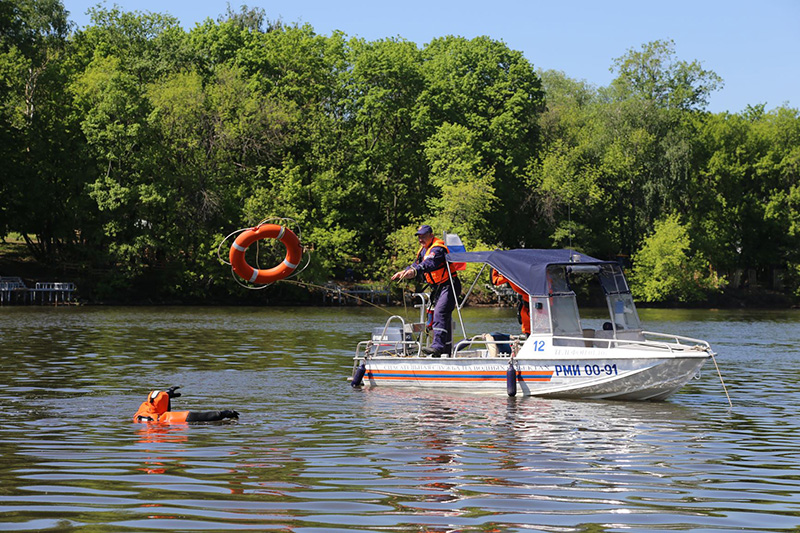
[351,362,367,387]
[229,224,302,285]
[506,361,517,397]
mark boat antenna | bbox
[568,203,575,262]
[568,204,572,252]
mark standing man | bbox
[391,224,462,357]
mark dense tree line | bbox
[2,1,799,304]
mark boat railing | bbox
[641,331,712,350]
[551,334,677,352]
[411,292,430,324]
[377,315,407,337]
[449,333,685,356]
[354,315,424,358]
[453,335,524,357]
[354,338,422,359]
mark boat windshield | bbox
[598,264,641,331]
[530,297,550,334]
[599,264,630,293]
[608,292,642,331]
[546,265,583,340]
[447,251,642,339]
[539,262,642,339]
[550,294,582,337]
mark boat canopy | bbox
[446,249,615,297]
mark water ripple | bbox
[1,307,800,531]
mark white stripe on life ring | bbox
[283,259,298,269]
[277,226,286,239]
[233,242,247,252]
[249,269,259,283]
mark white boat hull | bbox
[360,350,709,401]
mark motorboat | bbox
[350,248,716,400]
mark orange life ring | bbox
[229,224,302,284]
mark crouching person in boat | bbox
[133,386,239,423]
[391,224,462,358]
[491,268,531,336]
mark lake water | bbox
[0,305,799,531]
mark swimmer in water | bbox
[133,386,239,423]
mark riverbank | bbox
[1,240,796,308]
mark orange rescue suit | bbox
[133,390,190,423]
[491,269,531,335]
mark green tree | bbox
[609,39,722,111]
[415,36,544,247]
[195,20,354,281]
[424,122,496,239]
[69,7,202,297]
[693,106,800,287]
[589,40,722,256]
[1,0,94,262]
[630,214,724,303]
[531,70,611,254]
[337,37,426,265]
[9,1,800,307]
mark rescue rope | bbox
[281,279,396,315]
[710,351,733,408]
[219,219,415,318]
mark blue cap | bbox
[415,224,433,236]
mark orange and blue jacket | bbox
[413,237,455,286]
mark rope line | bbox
[710,351,733,408]
[282,279,396,315]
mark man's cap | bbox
[415,224,433,236]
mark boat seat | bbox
[582,328,595,347]
[593,329,614,347]
[452,349,485,358]
[553,332,585,347]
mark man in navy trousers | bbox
[391,225,461,357]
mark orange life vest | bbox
[133,390,190,424]
[491,269,529,301]
[416,237,455,286]
[491,269,531,334]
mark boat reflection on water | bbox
[356,384,703,465]
[353,384,717,524]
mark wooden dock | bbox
[0,277,77,305]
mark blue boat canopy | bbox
[446,249,613,296]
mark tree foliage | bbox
[609,39,722,111]
[630,214,724,303]
[3,2,800,304]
